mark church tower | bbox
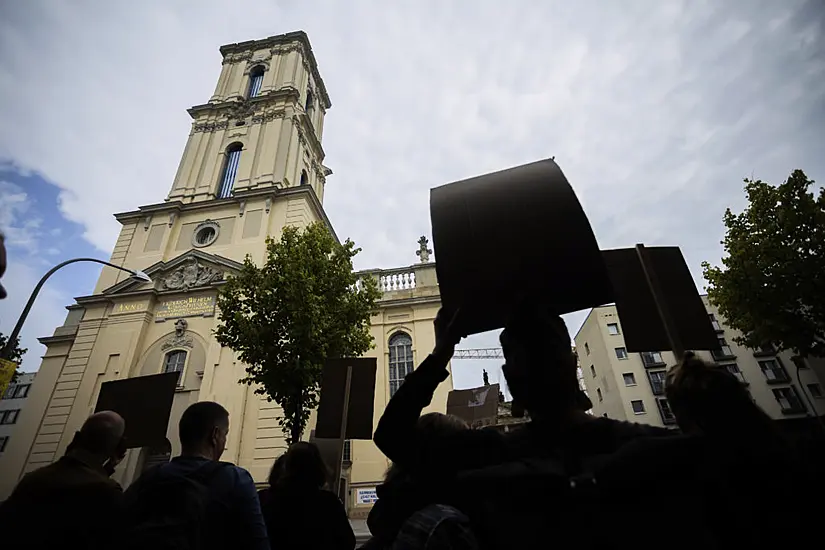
[0,31,340,493]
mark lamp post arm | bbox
[2,258,140,360]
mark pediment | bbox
[102,250,244,295]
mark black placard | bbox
[315,358,377,440]
[94,372,178,449]
[602,246,720,352]
[430,158,613,336]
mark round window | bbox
[192,221,220,248]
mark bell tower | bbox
[168,30,332,204]
[92,31,336,294]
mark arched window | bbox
[247,66,265,98]
[388,333,414,396]
[163,349,187,386]
[218,143,242,199]
[305,89,314,114]
[300,170,308,187]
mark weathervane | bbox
[416,236,432,263]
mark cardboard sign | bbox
[602,246,720,352]
[447,384,500,428]
[315,358,377,440]
[94,372,179,449]
[430,158,613,336]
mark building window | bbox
[163,350,187,386]
[0,436,7,453]
[218,143,242,199]
[657,398,677,425]
[772,386,805,414]
[342,439,352,462]
[305,89,314,113]
[647,370,667,395]
[607,323,620,335]
[192,220,220,248]
[0,409,20,425]
[615,347,628,360]
[631,400,645,414]
[2,383,30,399]
[712,337,734,360]
[753,343,776,356]
[388,333,414,397]
[759,359,789,383]
[584,342,590,355]
[708,313,722,332]
[590,365,596,378]
[247,66,265,98]
[622,372,637,386]
[300,170,309,186]
[641,351,665,367]
[596,388,603,402]
[722,363,746,383]
[808,383,823,399]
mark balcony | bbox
[656,398,678,426]
[641,352,666,368]
[711,348,736,361]
[647,371,667,396]
[752,344,776,358]
[355,262,440,302]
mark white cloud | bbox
[0,181,41,251]
[1,1,824,387]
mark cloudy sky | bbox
[1,0,823,391]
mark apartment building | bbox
[574,297,825,427]
[0,372,36,456]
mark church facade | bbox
[0,31,453,517]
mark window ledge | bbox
[633,411,647,415]
[643,362,667,369]
[711,354,737,361]
[780,408,807,416]
[765,378,791,385]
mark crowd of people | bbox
[0,303,818,549]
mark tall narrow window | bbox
[247,66,265,98]
[305,89,314,114]
[300,170,308,186]
[218,144,242,199]
[163,350,187,386]
[388,333,414,396]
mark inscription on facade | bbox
[156,296,216,321]
[112,302,148,315]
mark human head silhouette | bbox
[666,351,775,438]
[500,302,589,418]
[68,411,126,465]
[179,401,229,461]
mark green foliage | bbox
[215,223,381,443]
[0,332,26,389]
[702,169,825,358]
[0,333,26,365]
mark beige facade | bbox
[574,298,825,427]
[0,31,453,515]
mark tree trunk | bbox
[290,399,302,444]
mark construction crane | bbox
[453,348,503,359]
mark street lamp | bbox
[1,258,152,359]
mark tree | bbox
[215,223,381,444]
[0,332,26,396]
[702,169,825,359]
[0,333,26,365]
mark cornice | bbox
[219,31,331,109]
[113,186,338,243]
[188,88,300,120]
